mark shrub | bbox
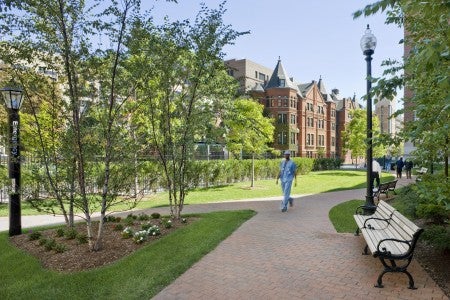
[65,228,78,240]
[138,213,150,221]
[28,231,42,241]
[133,230,148,244]
[422,225,450,251]
[151,212,161,219]
[122,227,133,239]
[161,218,172,229]
[55,228,65,237]
[147,225,161,236]
[54,243,67,253]
[38,237,48,246]
[77,234,88,244]
[44,239,56,251]
[113,224,124,231]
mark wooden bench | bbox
[372,180,397,200]
[354,201,423,289]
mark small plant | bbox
[422,225,450,251]
[161,218,172,229]
[113,224,124,231]
[38,237,48,246]
[181,217,187,223]
[77,234,88,244]
[122,227,133,239]
[55,228,65,237]
[138,213,150,221]
[28,231,42,241]
[133,230,148,244]
[151,212,161,219]
[124,216,135,226]
[141,222,152,231]
[105,215,116,222]
[127,213,138,220]
[65,228,78,240]
[147,225,161,236]
[53,243,67,253]
[44,239,56,251]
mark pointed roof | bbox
[317,76,334,103]
[265,57,298,91]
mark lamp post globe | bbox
[1,87,24,236]
[360,25,377,214]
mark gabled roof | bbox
[265,57,298,91]
[297,82,314,97]
[251,82,265,92]
[317,76,334,103]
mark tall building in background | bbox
[374,97,396,136]
[227,57,358,162]
[224,59,273,94]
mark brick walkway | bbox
[151,177,447,300]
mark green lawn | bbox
[329,199,364,233]
[0,210,256,299]
[0,170,395,217]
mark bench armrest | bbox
[376,238,412,259]
[363,217,390,229]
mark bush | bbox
[312,158,343,171]
[65,228,78,240]
[44,239,56,251]
[77,234,88,244]
[151,212,161,219]
[138,213,150,221]
[113,224,124,231]
[53,243,67,253]
[161,218,172,229]
[28,231,42,241]
[121,227,133,239]
[55,228,65,237]
[422,225,450,251]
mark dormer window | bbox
[279,79,285,87]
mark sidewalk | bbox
[0,176,447,299]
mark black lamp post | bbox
[1,87,24,236]
[360,24,377,214]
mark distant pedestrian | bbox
[276,150,297,212]
[396,157,404,178]
[385,155,391,171]
[372,159,382,188]
[405,159,413,179]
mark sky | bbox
[147,0,404,107]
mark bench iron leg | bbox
[375,257,417,289]
[354,227,360,236]
[362,245,369,255]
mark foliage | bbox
[421,225,450,252]
[224,98,275,187]
[125,3,246,219]
[28,231,42,241]
[354,1,449,221]
[341,108,386,162]
[312,158,343,171]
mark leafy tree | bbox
[0,0,145,251]
[224,98,274,187]
[126,3,246,218]
[341,108,385,167]
[354,0,449,220]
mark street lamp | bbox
[360,24,377,214]
[1,87,24,236]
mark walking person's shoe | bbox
[281,207,287,212]
[288,197,294,207]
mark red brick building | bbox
[231,58,359,160]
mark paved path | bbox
[0,176,447,299]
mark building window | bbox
[278,113,287,124]
[290,132,296,144]
[258,72,266,81]
[332,122,335,130]
[290,114,296,124]
[279,79,285,87]
[277,98,282,107]
[283,98,288,107]
[332,137,335,146]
